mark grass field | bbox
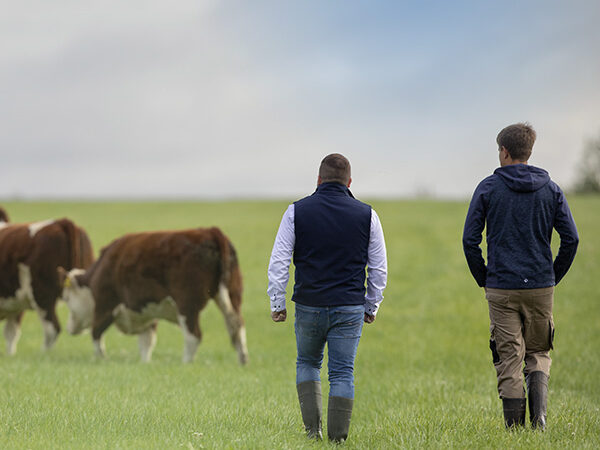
[0,197,598,449]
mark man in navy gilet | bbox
[268,154,387,442]
[463,123,578,430]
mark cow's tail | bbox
[77,227,95,268]
[58,218,81,270]
[211,227,232,286]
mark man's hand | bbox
[364,313,375,324]
[271,309,287,322]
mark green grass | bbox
[0,197,598,449]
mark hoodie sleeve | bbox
[553,187,579,284]
[462,178,490,287]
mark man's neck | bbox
[501,159,528,167]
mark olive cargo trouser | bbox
[486,287,555,399]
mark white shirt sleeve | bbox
[365,209,387,316]
[267,204,295,312]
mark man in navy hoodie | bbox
[463,123,578,430]
[268,154,387,442]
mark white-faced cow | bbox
[59,227,248,364]
[0,217,94,355]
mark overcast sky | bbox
[1,1,599,200]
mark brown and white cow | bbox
[59,227,249,364]
[0,217,94,354]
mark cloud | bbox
[1,1,599,199]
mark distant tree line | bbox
[573,132,600,194]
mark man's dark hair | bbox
[319,153,351,185]
[496,123,537,161]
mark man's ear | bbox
[317,175,322,186]
[347,177,352,188]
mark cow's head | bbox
[57,267,95,334]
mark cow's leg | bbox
[36,307,60,350]
[28,268,61,350]
[215,282,249,365]
[138,322,158,363]
[177,308,201,364]
[4,312,25,356]
[92,310,114,358]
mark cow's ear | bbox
[57,266,67,287]
[74,273,88,287]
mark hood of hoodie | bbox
[494,164,550,193]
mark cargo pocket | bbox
[489,325,500,365]
[525,318,554,353]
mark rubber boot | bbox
[526,371,548,430]
[327,396,353,443]
[296,381,323,439]
[502,398,526,429]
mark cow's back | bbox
[0,219,94,300]
[89,228,236,311]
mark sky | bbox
[1,1,599,200]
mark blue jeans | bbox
[294,303,364,399]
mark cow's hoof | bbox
[93,339,106,358]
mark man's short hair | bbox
[319,154,351,185]
[496,123,537,161]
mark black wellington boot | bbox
[502,398,526,429]
[296,381,323,439]
[327,396,353,443]
[526,371,548,430]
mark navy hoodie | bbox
[463,164,578,289]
